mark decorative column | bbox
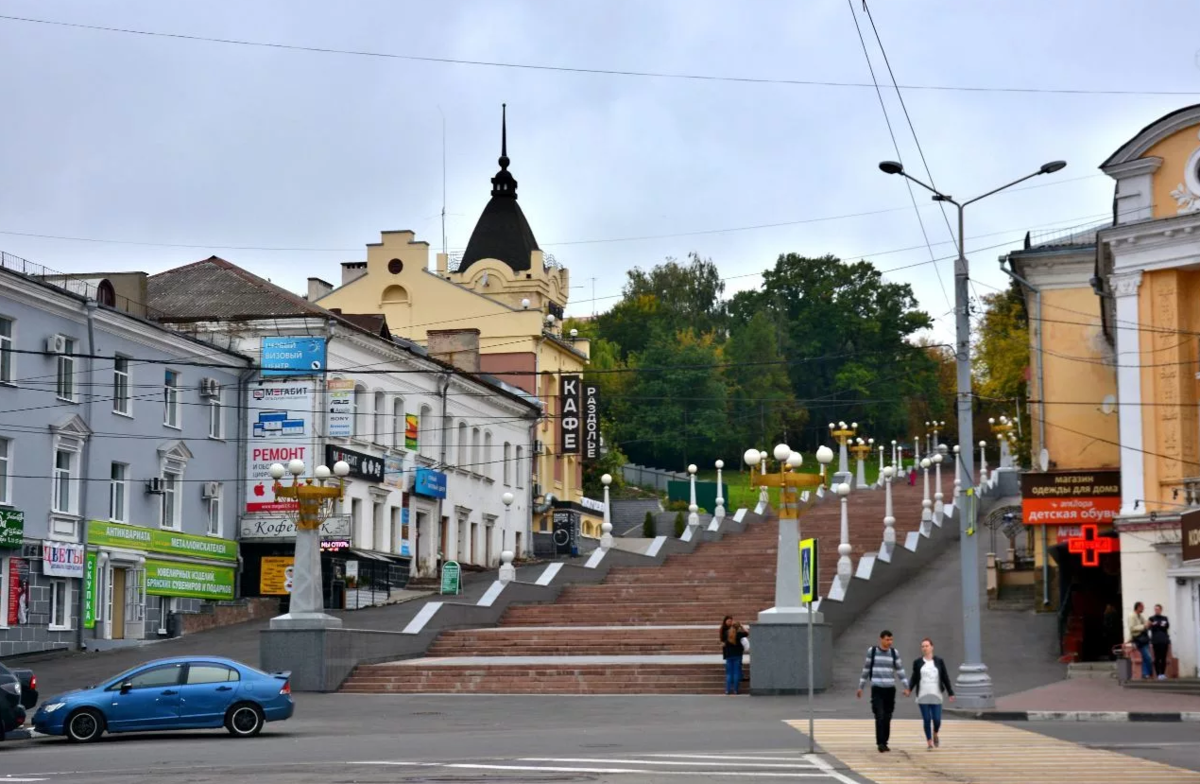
[713,459,726,522]
[920,457,932,524]
[881,465,896,560]
[269,459,350,630]
[599,475,613,551]
[1111,272,1145,518]
[979,440,988,485]
[499,491,516,583]
[851,438,870,489]
[759,451,770,507]
[877,442,884,475]
[751,444,821,623]
[933,451,945,521]
[686,463,700,530]
[836,482,852,582]
[914,436,920,465]
[891,440,898,469]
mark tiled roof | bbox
[148,256,323,321]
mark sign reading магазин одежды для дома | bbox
[1019,470,1121,526]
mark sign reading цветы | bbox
[1019,470,1120,526]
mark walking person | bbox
[856,630,909,753]
[1148,604,1171,680]
[721,616,748,695]
[1128,602,1153,680]
[907,638,955,750]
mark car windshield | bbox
[103,663,166,689]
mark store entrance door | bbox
[111,569,126,639]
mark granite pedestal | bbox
[749,619,833,695]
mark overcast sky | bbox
[1,1,1198,341]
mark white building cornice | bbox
[1101,211,1200,274]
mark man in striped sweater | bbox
[856,629,910,752]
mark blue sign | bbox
[413,468,447,499]
[261,337,327,376]
[799,538,818,604]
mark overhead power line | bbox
[0,14,1194,97]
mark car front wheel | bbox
[65,709,105,743]
[224,703,264,738]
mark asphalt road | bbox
[2,695,1197,783]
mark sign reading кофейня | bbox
[86,520,238,562]
[1020,470,1121,526]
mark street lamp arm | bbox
[963,168,1052,207]
[900,170,949,201]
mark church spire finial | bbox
[499,103,509,170]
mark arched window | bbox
[457,421,468,468]
[393,396,406,450]
[352,384,367,439]
[503,442,512,485]
[483,431,493,479]
[419,404,435,456]
[471,427,481,473]
[373,391,386,444]
[381,285,409,304]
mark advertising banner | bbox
[42,541,85,578]
[84,551,97,628]
[1020,470,1121,526]
[383,455,404,489]
[86,520,238,561]
[1183,509,1200,565]
[0,509,23,548]
[6,557,29,625]
[238,514,351,542]
[413,468,447,499]
[559,374,580,454]
[144,559,236,601]
[259,556,295,595]
[325,444,384,483]
[261,337,326,376]
[583,383,601,461]
[327,378,354,438]
[405,414,419,450]
[246,381,315,513]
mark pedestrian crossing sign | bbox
[799,538,817,604]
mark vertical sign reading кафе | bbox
[559,375,580,454]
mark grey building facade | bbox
[0,261,251,656]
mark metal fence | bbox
[621,463,690,493]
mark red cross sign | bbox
[1066,523,1116,567]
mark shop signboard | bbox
[440,561,460,595]
[327,378,354,438]
[413,468,447,499]
[1183,509,1200,565]
[325,444,384,483]
[246,381,315,513]
[405,414,419,450]
[83,551,97,629]
[238,514,351,541]
[559,375,580,454]
[0,509,24,548]
[261,337,326,376]
[320,539,350,552]
[1020,470,1121,526]
[6,557,28,625]
[383,455,404,489]
[259,556,295,595]
[583,383,601,461]
[144,559,236,601]
[87,520,238,562]
[42,541,85,578]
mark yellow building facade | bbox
[313,109,602,543]
[1009,104,1200,676]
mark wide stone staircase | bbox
[340,474,946,695]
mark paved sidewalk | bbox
[993,677,1200,714]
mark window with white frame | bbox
[457,421,468,468]
[419,404,434,456]
[53,448,76,514]
[160,468,181,529]
[373,391,386,444]
[472,427,481,472]
[109,462,127,522]
[0,316,12,384]
[49,579,70,630]
[392,397,405,450]
[352,384,367,439]
[0,437,10,506]
[503,442,512,486]
[207,392,223,439]
[515,445,524,488]
[206,484,222,537]
[483,431,493,479]
[56,337,76,401]
[112,356,130,415]
[163,370,180,428]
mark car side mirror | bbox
[120,682,133,694]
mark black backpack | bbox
[870,645,899,673]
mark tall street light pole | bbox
[878,157,1066,710]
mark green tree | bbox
[722,310,805,452]
[973,280,1030,461]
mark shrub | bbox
[643,510,655,538]
[666,499,690,512]
[674,511,686,537]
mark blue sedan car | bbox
[33,657,293,743]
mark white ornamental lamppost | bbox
[952,444,962,495]
[599,474,614,551]
[836,482,852,581]
[877,440,884,475]
[920,457,933,524]
[786,452,803,508]
[687,463,700,530]
[914,435,921,465]
[499,491,516,583]
[933,450,945,519]
[714,459,726,521]
[758,450,770,506]
[882,465,896,555]
[816,444,834,491]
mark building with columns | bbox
[311,107,603,545]
[1007,103,1200,677]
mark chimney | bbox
[436,252,449,276]
[427,329,481,374]
[341,261,368,286]
[307,277,334,301]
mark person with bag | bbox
[1128,601,1153,680]
[1148,604,1171,680]
[721,616,749,695]
[907,637,955,750]
[856,629,909,753]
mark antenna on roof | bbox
[437,105,448,260]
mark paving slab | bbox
[994,677,1200,713]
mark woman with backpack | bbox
[907,637,955,750]
[721,615,748,695]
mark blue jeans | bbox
[919,703,943,740]
[1137,643,1154,678]
[724,657,743,694]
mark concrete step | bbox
[1067,661,1117,679]
[341,663,744,694]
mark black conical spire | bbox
[491,103,517,198]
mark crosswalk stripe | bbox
[785,719,1200,784]
[519,757,821,768]
[447,763,831,777]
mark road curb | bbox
[946,709,1200,723]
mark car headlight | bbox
[42,702,66,713]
